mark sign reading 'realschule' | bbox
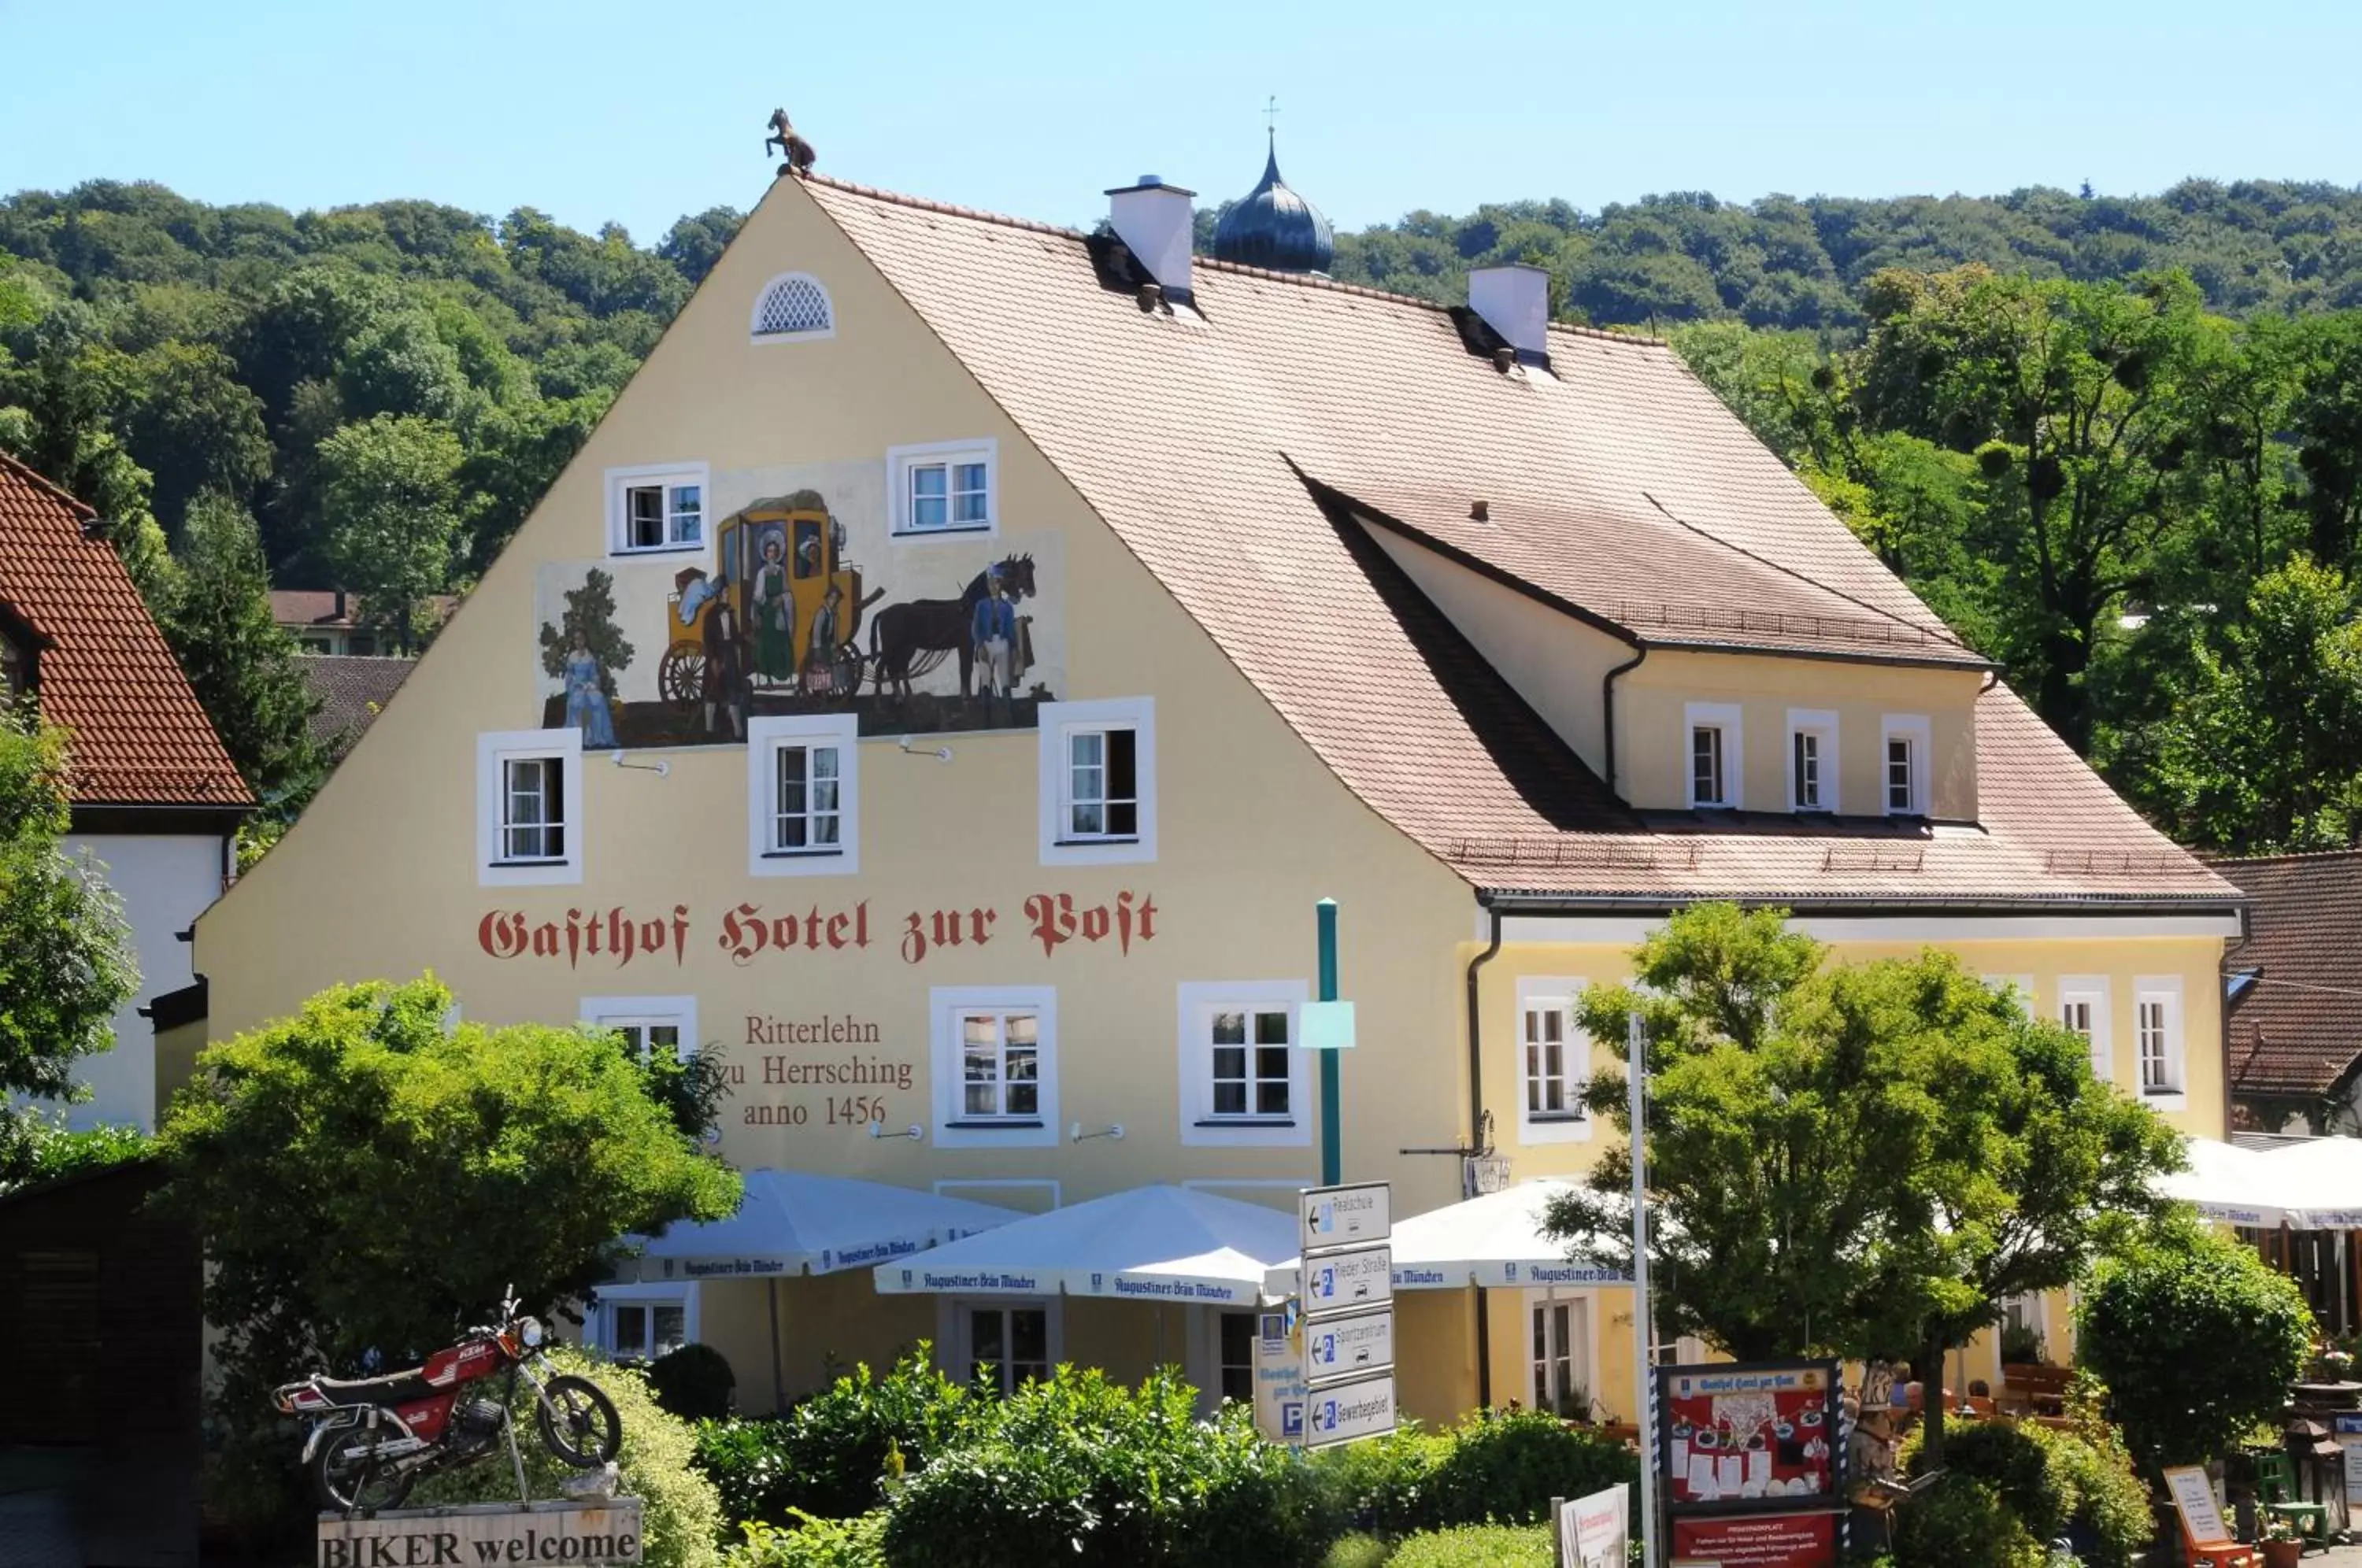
[317,1499,642,1567]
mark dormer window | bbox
[1786,709,1838,813]
[1683,703,1742,810]
[1881,714,1932,817]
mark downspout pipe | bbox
[1466,900,1505,1409]
[1602,646,1649,797]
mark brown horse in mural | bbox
[870,554,1037,701]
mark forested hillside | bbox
[6,175,2362,855]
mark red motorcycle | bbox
[273,1289,620,1514]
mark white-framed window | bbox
[1684,701,1742,810]
[477,728,583,886]
[1786,708,1838,813]
[581,995,698,1063]
[931,986,1058,1148]
[1038,697,1157,866]
[953,1299,1057,1395]
[747,714,859,876]
[888,440,998,537]
[1527,1291,1595,1420]
[1178,980,1311,1148]
[2057,977,2112,1084]
[1516,977,1592,1146]
[587,1281,699,1362]
[1881,714,1933,817]
[605,462,709,556]
[2134,977,2186,1107]
[750,271,835,342]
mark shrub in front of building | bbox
[412,1347,724,1568]
[1379,1523,1552,1567]
[1901,1415,2151,1568]
[879,1366,1335,1568]
[2076,1215,2315,1477]
[725,1511,889,1567]
[1312,1422,1453,1536]
[1422,1408,1636,1531]
[1890,1473,2046,1568]
[694,1348,981,1524]
[650,1342,739,1422]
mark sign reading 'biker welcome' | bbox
[318,1499,642,1567]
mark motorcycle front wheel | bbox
[535,1374,622,1468]
[314,1422,415,1514]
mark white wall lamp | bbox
[868,1121,923,1141]
[1069,1121,1125,1144]
[897,734,953,762]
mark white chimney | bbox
[1468,264,1551,361]
[1106,176,1196,301]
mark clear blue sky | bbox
[2,0,2354,242]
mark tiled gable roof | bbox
[0,453,250,809]
[2217,850,2362,1098]
[799,176,2227,908]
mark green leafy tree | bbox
[154,974,740,1361]
[157,490,325,810]
[0,712,139,1136]
[1855,268,2212,751]
[1543,905,2179,1467]
[2134,554,2362,850]
[2075,1216,2312,1476]
[0,1106,150,1195]
[317,412,463,651]
[539,566,634,694]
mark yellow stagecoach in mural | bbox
[661,490,882,711]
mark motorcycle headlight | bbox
[520,1316,544,1348]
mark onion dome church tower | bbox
[1211,132,1335,276]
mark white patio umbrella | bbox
[2158,1137,2298,1228]
[1262,1180,1631,1297]
[631,1169,1024,1279]
[872,1184,1299,1306]
[2258,1137,2362,1230]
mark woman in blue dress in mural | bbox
[564,627,620,749]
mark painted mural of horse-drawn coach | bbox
[656,490,1044,727]
[661,492,882,708]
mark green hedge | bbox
[1383,1525,1553,1568]
[1898,1417,2151,1568]
[694,1349,979,1525]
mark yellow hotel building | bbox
[187,157,2241,1426]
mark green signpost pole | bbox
[1318,897,1341,1186]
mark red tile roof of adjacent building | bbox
[0,453,251,809]
[2216,850,2362,1099]
[270,590,457,629]
[798,175,2229,908]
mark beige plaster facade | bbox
[189,169,2239,1428]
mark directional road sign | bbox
[1304,1370,1397,1449]
[1302,1243,1392,1315]
[1303,1305,1395,1385]
[1299,1182,1391,1252]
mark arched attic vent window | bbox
[750,272,835,342]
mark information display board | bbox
[1657,1361,1841,1513]
[1669,1510,1836,1567]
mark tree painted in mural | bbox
[540,568,633,749]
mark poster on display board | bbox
[1657,1361,1841,1515]
[1669,1509,1838,1568]
[1555,1485,1628,1568]
[2338,1414,2362,1507]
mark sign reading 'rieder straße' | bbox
[318,1499,642,1567]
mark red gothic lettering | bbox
[531,921,560,957]
[901,911,927,966]
[1024,892,1077,958]
[478,910,528,960]
[1081,904,1110,943]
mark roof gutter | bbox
[1475,890,2244,920]
[1601,646,1648,801]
